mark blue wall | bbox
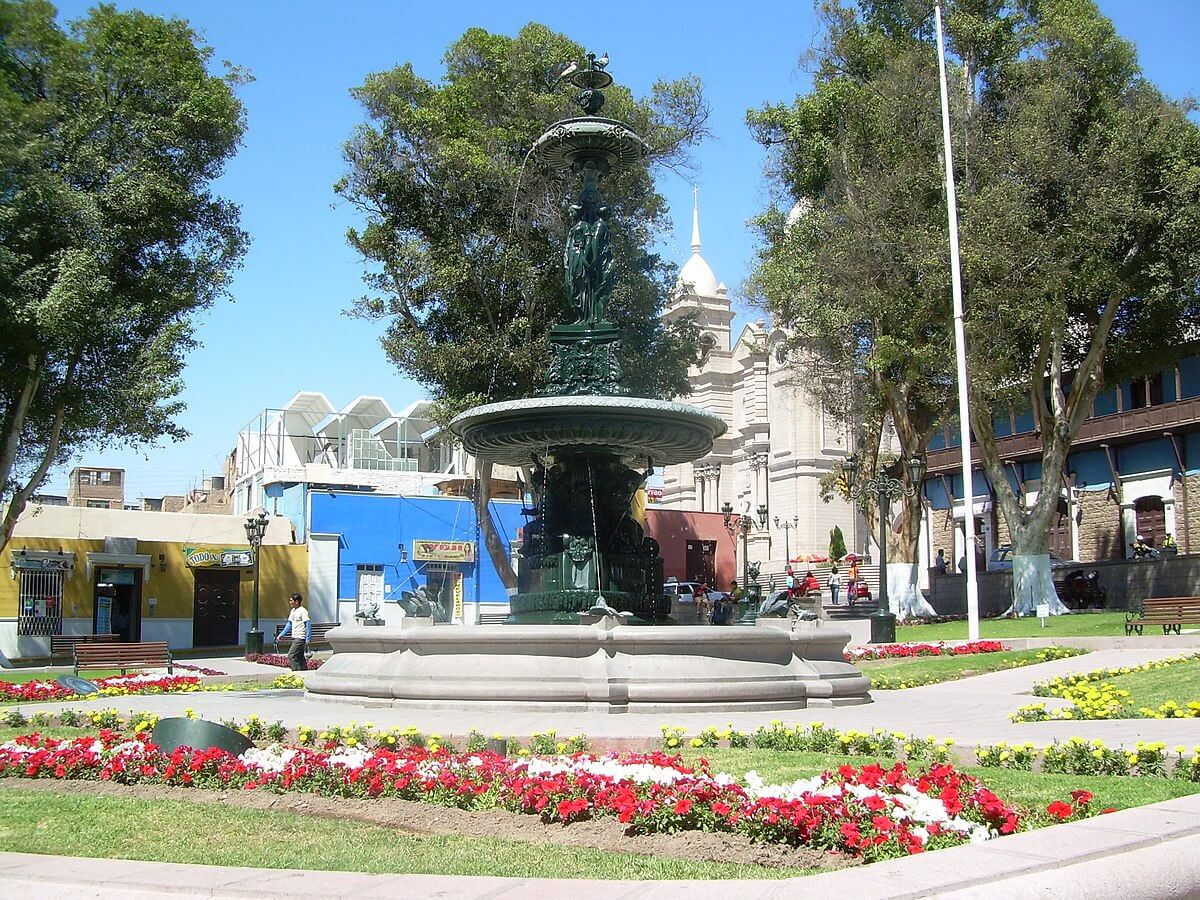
[308,492,524,605]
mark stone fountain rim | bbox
[449,394,726,435]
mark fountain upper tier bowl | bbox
[532,117,649,173]
[449,395,727,466]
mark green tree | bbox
[0,1,248,551]
[749,0,1200,614]
[747,0,952,618]
[953,0,1200,612]
[828,525,847,562]
[337,24,709,585]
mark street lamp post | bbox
[774,515,798,564]
[844,454,925,644]
[243,510,270,655]
[723,501,768,623]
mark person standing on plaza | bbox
[935,548,948,575]
[828,566,842,605]
[694,581,710,623]
[277,592,311,671]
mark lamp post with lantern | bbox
[722,501,768,621]
[842,453,926,643]
[243,510,270,655]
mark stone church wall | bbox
[1076,488,1125,561]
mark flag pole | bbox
[934,1,980,640]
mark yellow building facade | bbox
[1,505,306,663]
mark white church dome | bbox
[785,198,813,228]
[676,192,720,297]
[678,251,719,297]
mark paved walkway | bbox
[9,644,1200,751]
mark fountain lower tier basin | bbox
[448,395,727,466]
[304,622,872,714]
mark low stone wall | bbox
[928,553,1200,616]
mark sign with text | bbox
[184,546,254,569]
[412,540,475,563]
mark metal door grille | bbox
[17,569,64,636]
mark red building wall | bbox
[645,509,735,590]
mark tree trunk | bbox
[1009,525,1069,616]
[476,459,516,590]
[888,482,935,620]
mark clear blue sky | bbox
[42,0,1200,502]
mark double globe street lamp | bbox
[774,514,799,566]
[843,453,926,644]
[243,510,270,655]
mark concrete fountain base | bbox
[304,619,872,714]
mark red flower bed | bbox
[847,640,1006,662]
[0,674,203,703]
[244,652,323,670]
[0,731,1095,861]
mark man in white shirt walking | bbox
[278,592,311,671]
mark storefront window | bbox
[17,568,64,636]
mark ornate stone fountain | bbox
[306,54,870,712]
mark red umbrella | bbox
[791,552,829,564]
[840,552,863,562]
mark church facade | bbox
[658,201,865,579]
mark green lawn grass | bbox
[685,749,1200,812]
[859,649,1087,688]
[0,668,124,685]
[0,789,807,880]
[897,611,1128,641]
[1067,656,1200,712]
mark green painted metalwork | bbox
[450,54,724,623]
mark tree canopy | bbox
[0,0,248,549]
[747,0,958,575]
[336,23,710,425]
[748,0,1200,611]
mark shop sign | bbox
[12,554,71,571]
[646,487,664,504]
[412,540,475,563]
[184,546,255,569]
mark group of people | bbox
[1132,533,1176,559]
[783,561,859,606]
[693,580,747,625]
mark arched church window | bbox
[698,332,716,366]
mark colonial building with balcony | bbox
[922,359,1200,569]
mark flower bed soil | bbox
[0,778,848,871]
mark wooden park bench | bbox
[1125,597,1200,636]
[50,633,117,661]
[74,641,173,676]
[274,621,338,649]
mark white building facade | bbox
[659,202,865,578]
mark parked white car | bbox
[663,581,705,602]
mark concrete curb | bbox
[1,794,1199,898]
